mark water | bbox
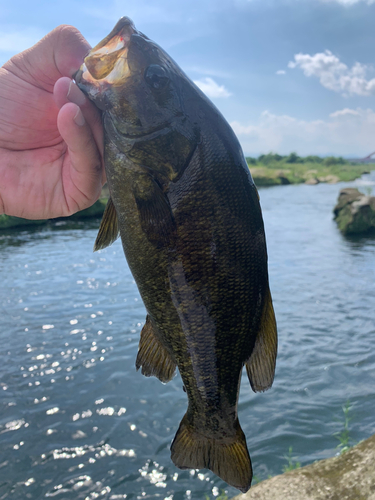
[1,175,374,500]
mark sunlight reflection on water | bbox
[0,175,375,499]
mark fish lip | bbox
[77,17,136,85]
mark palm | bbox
[0,25,104,220]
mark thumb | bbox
[57,102,104,212]
[3,25,91,90]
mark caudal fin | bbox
[170,414,252,493]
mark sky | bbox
[1,0,375,157]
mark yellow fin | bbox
[94,198,120,251]
[171,414,252,493]
[136,316,176,383]
[246,286,277,392]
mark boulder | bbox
[232,433,375,500]
[333,188,375,234]
[305,178,319,185]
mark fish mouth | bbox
[75,17,135,87]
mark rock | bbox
[318,175,340,184]
[305,178,319,185]
[232,433,375,500]
[275,170,291,185]
[333,188,375,234]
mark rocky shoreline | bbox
[250,166,371,187]
[231,433,375,500]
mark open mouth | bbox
[76,17,135,86]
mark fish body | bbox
[76,18,277,492]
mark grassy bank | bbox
[0,198,107,231]
[1,154,373,230]
[247,152,373,186]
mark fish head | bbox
[76,17,188,138]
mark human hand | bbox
[0,25,104,220]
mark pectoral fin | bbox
[132,176,176,247]
[94,198,120,251]
[246,286,277,392]
[136,316,176,383]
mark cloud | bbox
[276,70,286,75]
[288,50,375,96]
[231,107,375,156]
[321,0,375,4]
[193,77,232,98]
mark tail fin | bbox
[170,414,252,493]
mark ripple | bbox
[0,180,375,499]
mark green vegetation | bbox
[246,152,373,187]
[0,199,107,231]
[282,446,301,473]
[334,401,355,454]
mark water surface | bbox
[0,175,374,499]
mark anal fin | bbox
[94,197,120,251]
[246,286,277,392]
[136,316,176,383]
[171,414,253,493]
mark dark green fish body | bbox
[76,17,277,492]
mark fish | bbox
[75,17,277,493]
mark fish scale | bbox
[76,16,277,493]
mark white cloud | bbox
[231,108,375,157]
[321,0,375,4]
[193,77,232,98]
[288,50,375,96]
[276,70,286,75]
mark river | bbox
[0,174,374,500]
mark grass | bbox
[246,152,373,186]
[334,401,355,454]
[0,199,107,231]
[282,446,301,473]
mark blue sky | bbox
[2,0,375,157]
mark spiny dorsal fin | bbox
[246,286,277,392]
[94,198,120,251]
[171,413,253,493]
[136,315,176,383]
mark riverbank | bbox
[0,198,107,231]
[1,159,373,230]
[248,159,372,186]
[231,433,375,500]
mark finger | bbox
[54,77,104,163]
[4,25,91,90]
[57,102,104,211]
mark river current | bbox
[0,174,374,499]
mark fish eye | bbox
[144,64,169,90]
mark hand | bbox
[0,25,104,220]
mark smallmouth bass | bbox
[75,17,277,493]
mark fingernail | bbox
[73,108,85,127]
[67,80,86,106]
